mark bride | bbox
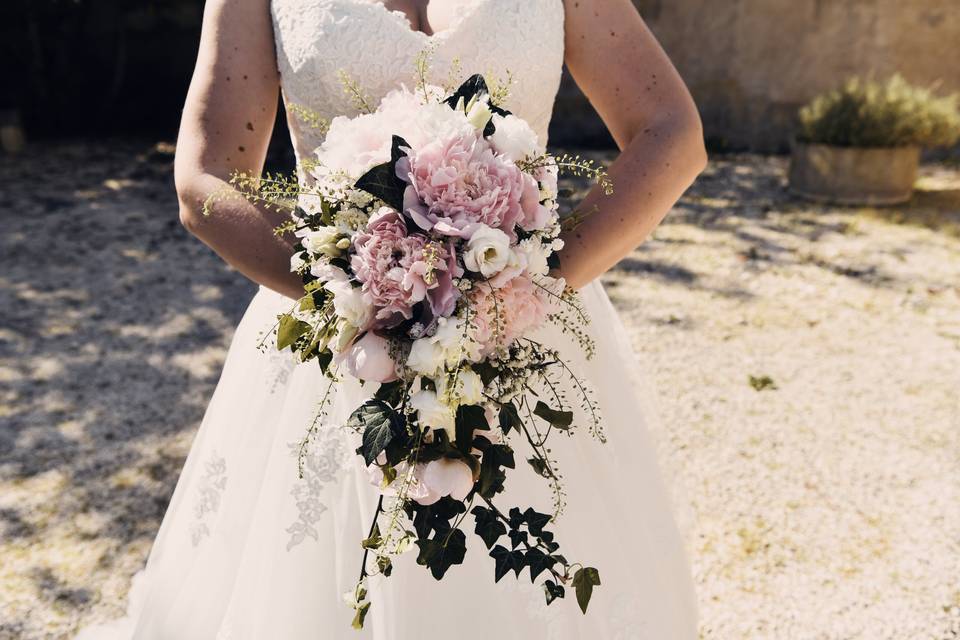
[78,0,706,638]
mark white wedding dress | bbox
[77,1,698,638]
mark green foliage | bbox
[798,74,960,148]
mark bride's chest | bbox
[271,0,565,153]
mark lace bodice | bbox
[270,0,565,160]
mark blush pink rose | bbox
[396,133,540,240]
[413,458,475,505]
[339,331,398,383]
[467,274,550,357]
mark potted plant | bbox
[789,74,960,205]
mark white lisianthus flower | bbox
[406,316,469,376]
[514,238,552,277]
[409,389,456,440]
[463,225,512,277]
[302,226,342,257]
[488,113,539,161]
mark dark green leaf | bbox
[524,547,556,582]
[522,507,552,536]
[544,579,565,605]
[416,529,467,580]
[276,315,311,351]
[455,404,487,453]
[489,544,525,582]
[353,137,410,211]
[508,528,528,549]
[471,505,507,549]
[533,401,573,429]
[498,402,523,435]
[527,456,550,478]
[572,567,601,614]
[350,400,404,465]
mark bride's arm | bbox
[558,0,708,289]
[174,0,304,300]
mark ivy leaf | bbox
[416,529,467,580]
[498,402,523,435]
[374,379,405,405]
[350,400,404,465]
[351,601,371,630]
[508,528,528,550]
[522,507,552,536]
[361,523,382,550]
[527,456,551,478]
[443,74,491,110]
[455,404,487,454]
[471,505,507,549]
[276,315,311,351]
[489,544,526,582]
[478,444,515,498]
[543,579,565,605]
[524,547,556,582]
[353,135,410,210]
[533,401,573,430]
[572,567,601,614]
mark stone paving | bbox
[0,142,958,639]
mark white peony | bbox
[409,389,456,440]
[406,337,446,377]
[323,279,373,337]
[463,225,512,277]
[488,113,540,161]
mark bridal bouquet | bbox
[227,70,611,629]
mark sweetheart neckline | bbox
[356,0,491,41]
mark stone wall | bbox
[551,0,960,152]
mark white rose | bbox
[463,225,512,277]
[489,113,539,161]
[302,226,342,257]
[409,389,456,440]
[456,368,485,405]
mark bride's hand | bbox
[557,0,708,289]
[174,0,305,301]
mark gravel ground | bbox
[1,141,958,639]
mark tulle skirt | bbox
[76,280,697,639]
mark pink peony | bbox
[351,207,458,327]
[467,274,550,357]
[396,133,541,240]
[339,331,398,383]
[413,458,475,505]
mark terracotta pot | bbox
[788,141,919,206]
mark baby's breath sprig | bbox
[520,152,614,196]
[442,56,463,94]
[286,102,330,134]
[533,280,596,358]
[486,68,515,105]
[413,44,440,103]
[337,69,375,114]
